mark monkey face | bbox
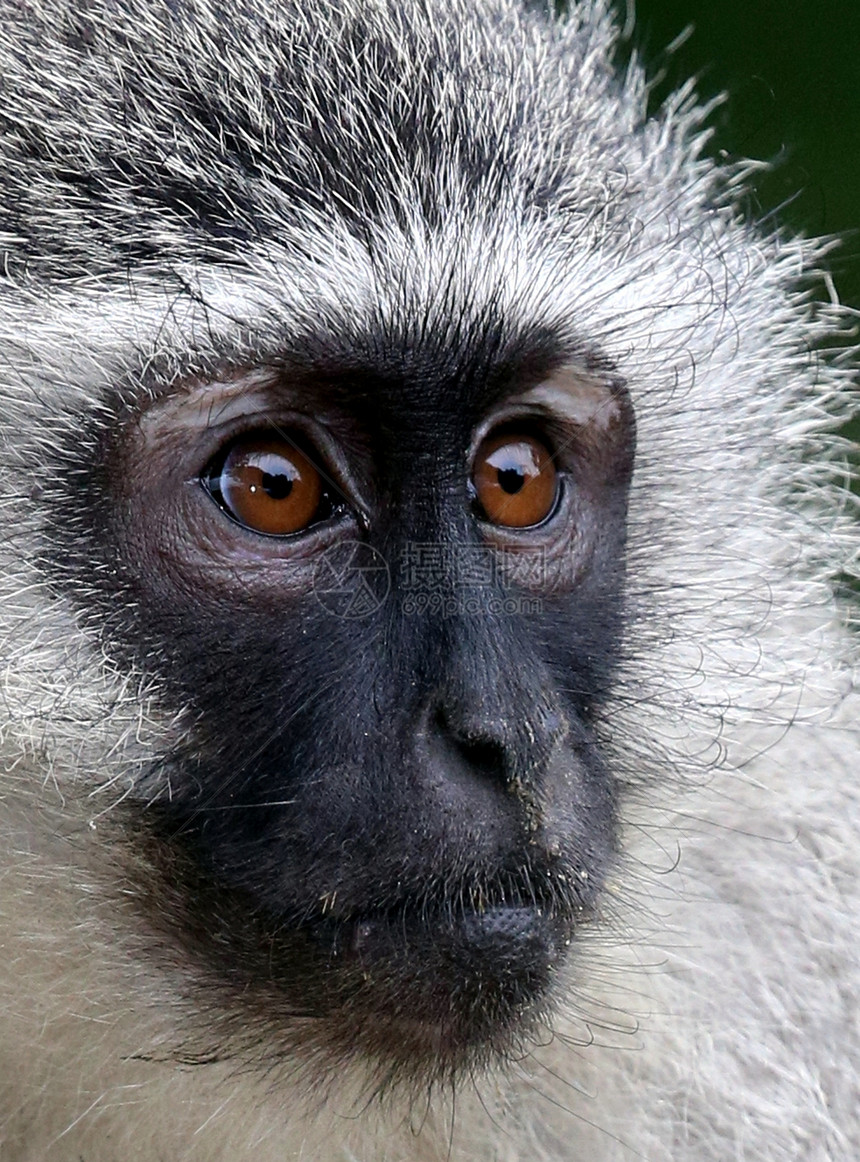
[48,325,635,1082]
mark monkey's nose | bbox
[418,689,569,798]
[410,696,560,841]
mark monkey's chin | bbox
[302,902,574,1078]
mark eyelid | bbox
[193,415,371,527]
[139,374,279,435]
[469,369,625,464]
[133,377,374,533]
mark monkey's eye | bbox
[471,432,559,528]
[202,431,335,536]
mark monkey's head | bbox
[0,0,843,1108]
[0,0,642,1089]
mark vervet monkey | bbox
[0,0,856,1159]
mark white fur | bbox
[0,0,856,1158]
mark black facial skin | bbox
[49,329,635,1087]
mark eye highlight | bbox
[472,432,559,529]
[203,432,329,536]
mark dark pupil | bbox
[261,468,293,500]
[497,465,525,495]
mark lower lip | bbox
[308,904,574,1062]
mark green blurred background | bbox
[618,0,860,446]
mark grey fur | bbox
[0,0,857,1159]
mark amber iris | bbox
[214,433,323,535]
[472,432,558,528]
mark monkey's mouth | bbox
[298,895,576,1067]
[130,809,590,1079]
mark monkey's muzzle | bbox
[306,898,575,1068]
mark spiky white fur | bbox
[0,0,856,1158]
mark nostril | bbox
[457,736,507,779]
[430,706,509,786]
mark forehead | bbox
[188,227,584,418]
[0,0,660,419]
[0,0,634,287]
[16,212,606,430]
